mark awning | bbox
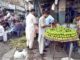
[7,4,15,10]
[16,6,25,11]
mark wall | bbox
[58,0,66,24]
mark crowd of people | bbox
[0,8,25,42]
[25,7,80,55]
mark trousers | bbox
[0,33,7,42]
[38,32,45,54]
[26,27,35,49]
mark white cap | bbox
[28,2,34,11]
[51,3,55,10]
[25,0,33,2]
[55,0,58,5]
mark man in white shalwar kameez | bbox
[26,9,37,49]
[38,11,50,54]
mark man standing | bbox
[45,15,54,47]
[38,10,50,54]
[26,9,37,49]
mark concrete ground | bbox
[0,42,11,60]
[0,39,80,60]
[1,40,80,60]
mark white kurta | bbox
[38,16,46,54]
[26,13,37,49]
[0,25,7,41]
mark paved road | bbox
[1,40,80,60]
[0,42,11,60]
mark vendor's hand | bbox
[42,25,51,28]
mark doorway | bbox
[65,0,80,23]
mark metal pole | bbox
[68,42,73,60]
[53,42,56,60]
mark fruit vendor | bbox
[38,10,50,55]
[45,14,55,47]
[76,16,80,38]
[65,16,80,51]
[25,9,37,49]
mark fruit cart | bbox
[44,26,79,60]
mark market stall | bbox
[44,26,79,60]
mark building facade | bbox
[38,0,80,24]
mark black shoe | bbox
[40,53,45,57]
[0,40,3,42]
[45,45,49,48]
[43,49,47,52]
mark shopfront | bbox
[36,0,80,24]
[65,0,80,23]
[57,0,80,24]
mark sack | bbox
[14,50,23,58]
[21,49,27,57]
[14,49,28,58]
[3,33,7,42]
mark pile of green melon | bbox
[44,26,78,42]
